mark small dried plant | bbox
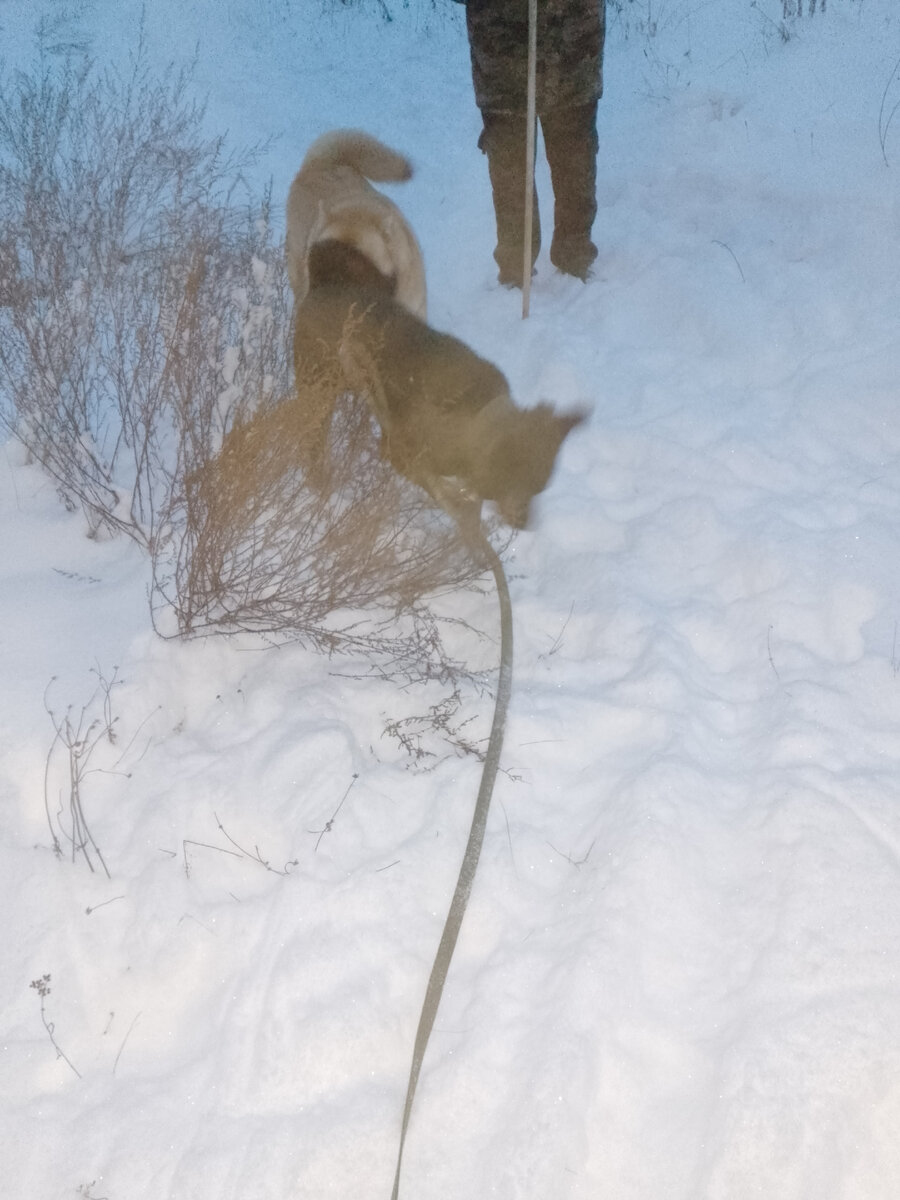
[42,665,150,876]
[29,973,82,1078]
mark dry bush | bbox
[0,39,273,544]
[154,344,497,684]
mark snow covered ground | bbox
[3,1,900,1197]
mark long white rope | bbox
[390,528,514,1200]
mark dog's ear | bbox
[557,407,588,438]
[534,402,588,442]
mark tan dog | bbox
[294,241,585,530]
[285,129,427,319]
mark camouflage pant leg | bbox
[479,110,541,286]
[541,100,599,278]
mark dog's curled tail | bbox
[301,128,413,183]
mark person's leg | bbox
[479,110,540,287]
[541,100,599,279]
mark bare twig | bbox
[112,1012,142,1076]
[383,688,485,769]
[878,52,900,166]
[500,800,517,873]
[712,239,746,283]
[767,624,781,681]
[182,838,242,879]
[213,813,299,876]
[85,895,125,915]
[547,838,597,869]
[29,974,81,1078]
[540,601,575,660]
[310,775,358,851]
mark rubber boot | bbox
[541,101,599,280]
[479,111,540,288]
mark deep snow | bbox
[2,1,900,1198]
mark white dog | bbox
[285,129,427,318]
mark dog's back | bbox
[293,240,400,386]
[297,241,507,429]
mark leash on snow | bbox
[390,524,514,1200]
